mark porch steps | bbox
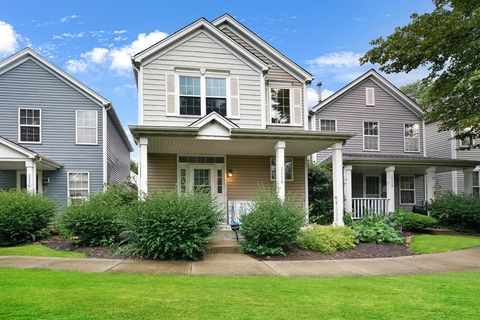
[206,230,242,254]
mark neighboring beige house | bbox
[129,14,352,225]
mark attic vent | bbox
[365,87,375,106]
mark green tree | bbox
[130,160,138,174]
[400,80,432,110]
[361,0,480,149]
[308,162,333,224]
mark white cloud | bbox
[65,59,87,73]
[65,29,168,74]
[307,51,362,69]
[60,15,78,23]
[306,87,334,108]
[52,32,84,40]
[113,30,127,34]
[0,20,19,56]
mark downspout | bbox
[103,103,112,190]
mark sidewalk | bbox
[1,247,479,277]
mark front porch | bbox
[342,154,479,219]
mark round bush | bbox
[353,217,404,244]
[121,191,220,260]
[0,190,56,246]
[401,212,437,231]
[297,225,357,254]
[59,184,137,246]
[429,194,480,231]
[240,190,305,256]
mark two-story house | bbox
[0,48,133,206]
[426,122,480,196]
[129,14,352,225]
[310,70,478,219]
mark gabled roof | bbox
[212,14,314,83]
[132,18,269,73]
[0,48,132,152]
[188,112,239,130]
[0,136,62,169]
[310,69,424,117]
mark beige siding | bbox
[148,153,177,191]
[226,155,305,205]
[142,31,262,128]
[220,26,305,128]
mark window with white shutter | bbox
[366,87,375,106]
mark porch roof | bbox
[0,136,62,170]
[129,125,353,157]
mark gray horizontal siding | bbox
[314,78,424,156]
[0,170,16,190]
[107,114,130,184]
[0,58,104,206]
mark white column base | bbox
[332,142,344,226]
[275,141,286,201]
[25,159,37,194]
[385,166,395,213]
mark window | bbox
[404,123,420,152]
[76,110,98,144]
[363,121,379,151]
[320,119,336,131]
[180,168,187,194]
[19,108,41,143]
[270,88,291,124]
[364,176,381,198]
[474,171,479,196]
[270,158,293,181]
[400,175,415,204]
[217,169,223,194]
[366,87,375,106]
[206,77,227,116]
[179,76,201,116]
[68,172,89,204]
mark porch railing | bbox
[228,201,254,224]
[351,198,389,220]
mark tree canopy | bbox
[361,0,480,149]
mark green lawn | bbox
[0,269,479,319]
[0,244,85,258]
[410,235,480,254]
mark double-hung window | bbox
[270,158,293,181]
[76,110,98,145]
[179,76,201,116]
[206,77,227,116]
[270,88,291,124]
[68,172,89,204]
[399,175,415,204]
[474,171,479,196]
[363,121,379,151]
[320,119,336,131]
[404,123,420,152]
[19,108,41,143]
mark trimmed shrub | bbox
[429,194,480,231]
[401,212,437,231]
[353,217,404,244]
[240,190,305,256]
[0,190,56,246]
[59,184,137,246]
[297,225,357,254]
[121,191,220,260]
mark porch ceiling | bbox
[130,125,353,157]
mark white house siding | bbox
[142,31,262,128]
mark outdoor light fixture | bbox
[228,170,233,177]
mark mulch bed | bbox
[38,236,130,259]
[256,242,417,261]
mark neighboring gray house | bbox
[425,122,480,196]
[0,48,133,206]
[310,70,478,219]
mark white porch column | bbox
[138,137,148,198]
[25,159,37,194]
[463,167,474,195]
[332,142,344,226]
[425,167,436,203]
[275,141,286,201]
[343,165,353,212]
[385,166,395,212]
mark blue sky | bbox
[0,0,433,156]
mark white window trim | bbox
[362,121,380,151]
[175,155,226,194]
[268,84,293,126]
[176,73,230,118]
[363,175,382,198]
[18,108,42,144]
[399,175,416,205]
[75,110,98,145]
[270,157,294,181]
[365,87,375,106]
[404,122,421,153]
[67,171,90,205]
[459,131,475,148]
[319,118,337,132]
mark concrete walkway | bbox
[1,247,480,277]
